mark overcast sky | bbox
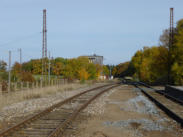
[0,0,183,65]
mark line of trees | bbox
[113,19,183,85]
[0,57,110,82]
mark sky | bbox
[0,0,183,65]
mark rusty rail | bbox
[0,83,116,137]
[48,84,119,136]
[133,83,183,127]
[136,82,183,105]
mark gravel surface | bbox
[124,88,159,115]
[103,118,170,131]
[0,83,105,125]
[75,85,183,137]
[83,87,119,115]
[84,86,171,132]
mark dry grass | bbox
[23,93,41,100]
[0,83,88,110]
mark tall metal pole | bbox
[18,48,22,64]
[42,9,47,81]
[44,10,47,58]
[44,9,47,81]
[168,8,174,84]
[42,10,44,81]
[170,8,174,47]
[8,51,11,92]
[48,51,51,85]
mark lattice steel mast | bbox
[168,8,174,84]
[42,9,47,80]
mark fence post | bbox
[36,81,38,88]
[14,82,17,91]
[51,80,53,86]
[0,83,2,93]
[32,82,34,89]
[64,79,67,84]
[21,82,23,90]
[53,79,55,86]
[27,82,29,90]
[40,80,42,88]
[46,80,48,87]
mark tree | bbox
[78,68,89,80]
[12,62,21,74]
[62,64,75,80]
[128,46,168,83]
[10,62,22,82]
[0,60,7,72]
[170,19,183,84]
[22,61,33,72]
[87,63,97,80]
[131,50,143,80]
[52,62,63,76]
[7,56,103,82]
[159,29,170,48]
[102,65,110,76]
[112,67,117,76]
[95,64,103,79]
[32,60,42,74]
[20,71,35,82]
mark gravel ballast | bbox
[75,85,183,137]
[0,83,106,126]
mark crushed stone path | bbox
[74,84,183,137]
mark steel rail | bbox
[0,83,115,137]
[134,84,183,127]
[48,84,119,137]
[136,82,183,105]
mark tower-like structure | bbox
[169,8,174,49]
[42,9,47,78]
[168,8,174,84]
[43,9,47,58]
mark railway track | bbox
[133,82,183,127]
[0,83,119,137]
[136,82,183,105]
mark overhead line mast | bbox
[168,8,174,84]
[42,9,47,80]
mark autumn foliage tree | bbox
[10,55,109,82]
[0,60,7,72]
[20,71,35,82]
[113,19,183,85]
[171,19,183,84]
[78,68,89,80]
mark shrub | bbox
[20,72,35,82]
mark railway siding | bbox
[71,85,183,137]
[0,83,119,137]
[135,83,183,127]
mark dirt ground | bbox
[75,85,183,137]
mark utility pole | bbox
[109,65,112,79]
[168,8,174,84]
[18,48,22,64]
[42,9,47,81]
[48,51,51,85]
[8,51,11,92]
